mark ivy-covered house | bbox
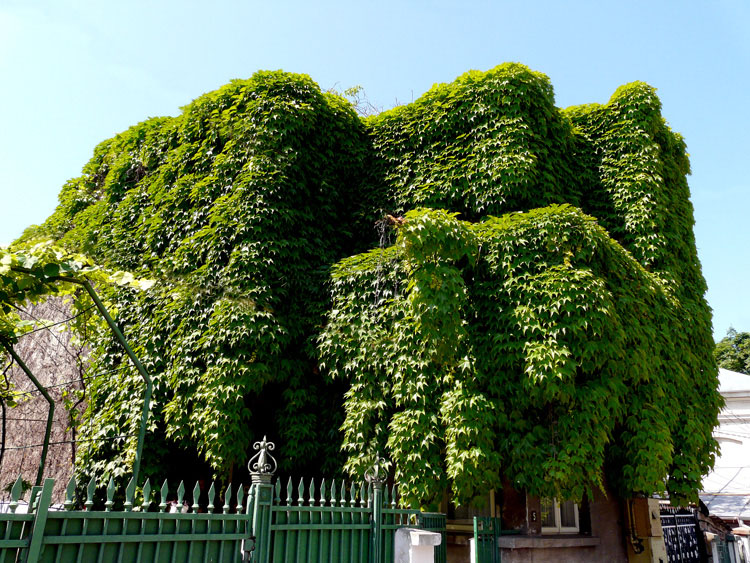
[5,64,720,562]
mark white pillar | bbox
[394,527,442,563]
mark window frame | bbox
[540,498,579,534]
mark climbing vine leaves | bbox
[320,206,718,507]
[17,64,719,508]
[321,64,718,508]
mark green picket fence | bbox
[271,478,374,562]
[241,472,446,563]
[0,443,446,563]
[0,475,250,563]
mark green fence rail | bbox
[0,440,446,563]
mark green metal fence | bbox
[1,476,250,563]
[473,516,502,563]
[265,478,387,563]
[0,441,446,563]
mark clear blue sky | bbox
[1,0,748,339]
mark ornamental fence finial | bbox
[365,455,388,487]
[248,436,277,479]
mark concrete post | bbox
[394,528,442,563]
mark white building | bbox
[700,368,750,560]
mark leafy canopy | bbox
[21,71,371,482]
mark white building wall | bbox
[701,369,750,521]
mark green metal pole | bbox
[245,437,277,563]
[11,266,153,488]
[365,457,387,563]
[371,482,383,563]
[2,344,54,487]
[74,279,152,488]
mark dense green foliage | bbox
[321,64,719,507]
[22,71,372,482]
[715,329,750,375]
[21,64,718,507]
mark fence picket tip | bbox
[236,483,245,512]
[207,481,216,512]
[84,476,96,511]
[142,478,152,511]
[191,481,201,512]
[104,476,115,512]
[176,480,185,507]
[159,479,169,513]
[124,475,136,511]
[64,475,76,511]
[223,483,232,514]
[9,475,24,512]
[274,479,281,505]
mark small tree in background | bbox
[715,328,750,375]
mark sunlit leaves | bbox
[321,203,718,508]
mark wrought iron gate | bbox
[660,507,705,563]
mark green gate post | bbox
[245,437,277,563]
[25,478,54,563]
[366,457,387,563]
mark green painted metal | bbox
[0,441,446,563]
[473,516,502,563]
[268,476,372,563]
[370,480,384,563]
[72,278,153,488]
[1,345,54,487]
[0,476,35,560]
[24,478,54,562]
[417,513,447,563]
[0,474,250,563]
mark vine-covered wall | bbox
[23,63,719,507]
